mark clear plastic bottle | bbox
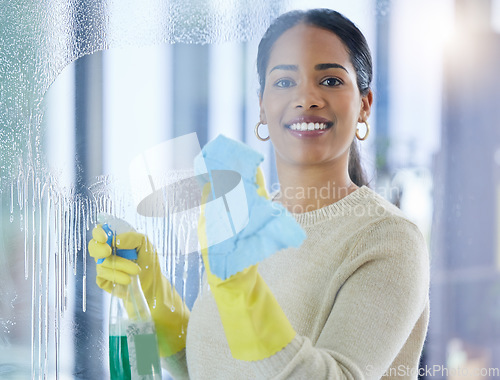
[98,215,162,380]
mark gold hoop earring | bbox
[356,121,370,141]
[254,122,270,141]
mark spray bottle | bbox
[97,214,162,380]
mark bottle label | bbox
[126,322,162,379]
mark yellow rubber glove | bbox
[198,168,296,361]
[88,226,189,357]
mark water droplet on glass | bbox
[116,239,120,245]
[10,215,14,223]
[171,306,175,312]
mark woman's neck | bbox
[274,161,358,213]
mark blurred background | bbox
[1,0,500,378]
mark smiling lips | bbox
[285,117,333,137]
[288,122,330,131]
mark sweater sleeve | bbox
[251,217,430,379]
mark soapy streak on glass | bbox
[5,165,175,377]
[4,4,277,377]
[8,168,200,377]
[0,1,389,377]
[1,21,270,380]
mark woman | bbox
[90,8,429,379]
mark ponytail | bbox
[349,140,368,187]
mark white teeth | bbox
[289,122,328,131]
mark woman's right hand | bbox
[88,224,190,357]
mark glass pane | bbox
[2,0,500,378]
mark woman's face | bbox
[259,23,372,169]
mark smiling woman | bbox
[5,0,497,377]
[161,8,429,380]
[259,12,372,212]
[216,11,428,379]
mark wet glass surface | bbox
[1,0,500,378]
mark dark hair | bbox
[257,9,372,187]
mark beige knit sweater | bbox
[163,186,430,379]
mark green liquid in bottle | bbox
[109,335,131,380]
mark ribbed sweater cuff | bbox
[252,335,304,377]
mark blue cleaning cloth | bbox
[194,134,306,280]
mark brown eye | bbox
[321,77,342,87]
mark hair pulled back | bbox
[257,9,372,187]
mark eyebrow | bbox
[269,64,298,73]
[315,63,349,73]
[269,63,349,74]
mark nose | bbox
[294,82,325,109]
